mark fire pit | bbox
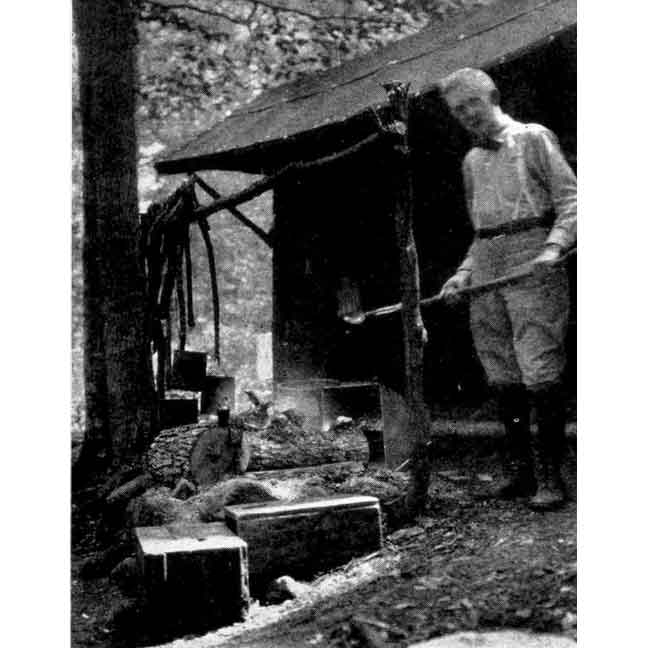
[275,380,411,467]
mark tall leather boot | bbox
[529,383,567,511]
[491,384,536,499]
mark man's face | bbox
[444,84,498,138]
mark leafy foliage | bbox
[134,1,492,140]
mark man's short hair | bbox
[438,68,500,105]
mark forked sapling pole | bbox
[382,81,432,517]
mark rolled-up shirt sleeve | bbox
[526,127,577,251]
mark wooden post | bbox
[383,82,431,518]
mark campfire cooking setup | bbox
[127,1,577,640]
[146,0,576,442]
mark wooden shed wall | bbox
[272,29,576,410]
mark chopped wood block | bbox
[225,495,382,588]
[170,350,207,391]
[201,375,236,414]
[135,522,249,634]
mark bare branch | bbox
[253,0,407,24]
[244,3,259,25]
[192,174,274,248]
[142,0,247,25]
[142,0,409,27]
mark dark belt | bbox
[475,213,554,239]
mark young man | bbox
[438,68,576,511]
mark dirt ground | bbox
[71,436,576,648]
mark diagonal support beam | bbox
[187,132,382,225]
[191,173,274,248]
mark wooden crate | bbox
[135,521,249,635]
[159,398,199,429]
[169,350,207,391]
[225,494,382,589]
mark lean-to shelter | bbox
[154,0,577,412]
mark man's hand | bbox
[532,244,562,275]
[440,271,470,304]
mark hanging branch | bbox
[164,319,173,388]
[172,221,191,353]
[144,131,386,387]
[192,173,274,247]
[197,216,221,364]
[141,182,197,393]
[145,194,184,316]
[156,231,182,392]
[139,205,162,350]
[183,223,195,328]
[156,329,167,395]
[142,203,164,323]
[176,265,187,352]
[158,225,184,317]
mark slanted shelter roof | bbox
[155,0,576,175]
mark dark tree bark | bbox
[383,82,432,517]
[146,421,368,486]
[73,0,156,484]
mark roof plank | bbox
[156,0,576,175]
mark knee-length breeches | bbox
[469,267,570,388]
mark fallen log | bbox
[146,413,370,487]
[147,422,248,487]
[231,415,369,472]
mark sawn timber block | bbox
[135,521,249,635]
[224,494,382,588]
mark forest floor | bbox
[71,434,576,648]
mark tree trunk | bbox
[146,420,369,487]
[244,427,369,472]
[74,0,156,484]
[384,83,432,517]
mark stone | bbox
[78,545,130,580]
[389,526,425,544]
[295,484,329,499]
[106,473,154,505]
[135,521,249,637]
[195,478,277,523]
[407,630,577,647]
[338,474,404,501]
[110,556,140,597]
[225,494,382,591]
[264,575,311,605]
[126,487,195,527]
[78,552,108,580]
[106,597,142,635]
[171,478,197,500]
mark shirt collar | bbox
[474,114,517,151]
[490,114,516,145]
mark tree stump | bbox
[147,422,248,487]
